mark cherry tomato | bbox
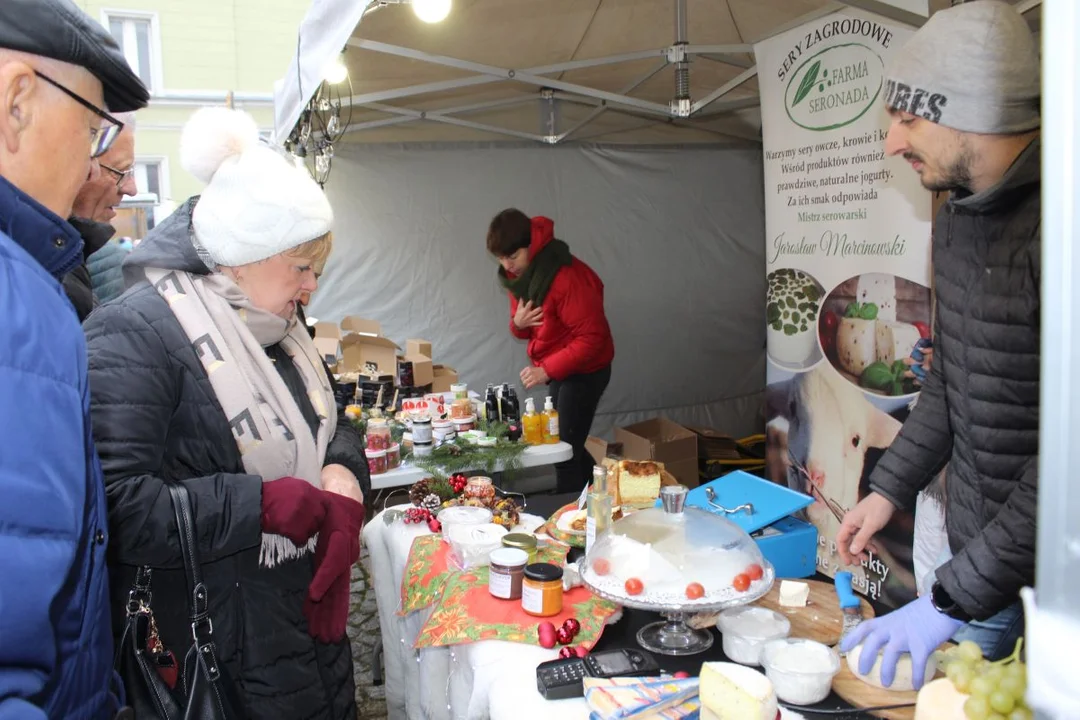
[625,578,644,596]
[592,558,611,576]
[685,582,705,600]
[673,671,691,679]
[745,564,764,581]
[732,574,751,592]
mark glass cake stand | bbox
[580,485,775,656]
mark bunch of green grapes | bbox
[939,639,1029,720]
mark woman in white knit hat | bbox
[84,107,367,719]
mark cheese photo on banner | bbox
[755,9,932,609]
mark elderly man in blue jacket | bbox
[0,1,148,718]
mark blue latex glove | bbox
[840,593,963,689]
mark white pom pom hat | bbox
[179,106,333,267]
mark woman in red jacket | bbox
[488,209,615,493]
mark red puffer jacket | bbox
[507,217,615,381]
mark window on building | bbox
[104,13,158,92]
[135,160,166,230]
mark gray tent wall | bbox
[310,142,766,440]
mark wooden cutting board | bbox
[831,645,952,720]
[752,577,875,646]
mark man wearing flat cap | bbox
[838,0,1040,691]
[0,0,148,718]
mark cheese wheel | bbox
[856,273,897,322]
[837,318,876,375]
[700,662,778,720]
[847,642,937,691]
[875,321,921,365]
[914,678,967,720]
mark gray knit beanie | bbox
[883,0,1039,134]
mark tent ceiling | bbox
[308,0,1036,146]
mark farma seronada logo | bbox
[785,43,884,131]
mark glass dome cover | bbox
[581,484,774,613]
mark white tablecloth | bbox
[363,506,594,720]
[372,441,573,490]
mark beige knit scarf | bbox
[145,268,336,568]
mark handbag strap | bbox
[167,484,224,680]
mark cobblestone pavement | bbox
[349,548,389,719]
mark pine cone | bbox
[409,477,433,506]
[421,493,442,513]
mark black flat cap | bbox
[0,0,149,112]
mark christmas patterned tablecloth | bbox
[414,564,620,649]
[399,534,568,615]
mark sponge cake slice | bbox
[617,460,663,508]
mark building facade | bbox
[74,0,310,231]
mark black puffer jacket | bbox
[870,140,1040,621]
[61,217,114,321]
[84,198,368,720]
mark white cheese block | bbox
[856,273,896,322]
[700,662,778,720]
[875,321,921,365]
[778,580,810,608]
[836,318,876,375]
[914,678,967,720]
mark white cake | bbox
[700,662,778,720]
[875,320,921,365]
[837,317,876,375]
[856,273,896,322]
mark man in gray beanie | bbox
[837,0,1040,690]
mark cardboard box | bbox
[340,315,383,337]
[430,364,459,394]
[614,418,699,487]
[400,354,434,387]
[686,426,741,461]
[312,321,341,340]
[340,334,400,378]
[312,337,341,371]
[406,339,432,358]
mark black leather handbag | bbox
[115,484,246,719]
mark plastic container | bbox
[433,419,455,444]
[522,397,543,445]
[541,396,559,444]
[446,522,507,569]
[716,607,791,666]
[451,398,473,420]
[453,415,477,433]
[437,505,494,543]
[413,442,433,458]
[386,443,401,469]
[411,415,433,444]
[367,419,391,451]
[522,563,564,617]
[450,383,468,400]
[488,547,529,600]
[759,638,840,705]
[367,448,387,476]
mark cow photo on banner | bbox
[755,10,933,609]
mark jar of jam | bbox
[451,398,473,420]
[386,443,401,469]
[367,419,391,451]
[452,415,476,434]
[488,548,528,600]
[451,383,468,400]
[502,533,538,564]
[411,415,433,444]
[465,476,495,503]
[367,448,387,475]
[521,563,564,617]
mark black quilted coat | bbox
[84,198,368,719]
[870,140,1040,621]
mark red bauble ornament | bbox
[562,618,581,636]
[555,626,573,645]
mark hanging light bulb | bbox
[315,149,331,176]
[412,0,451,23]
[327,107,341,136]
[323,52,348,84]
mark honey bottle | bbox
[541,396,560,444]
[522,397,543,445]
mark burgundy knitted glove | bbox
[261,477,328,546]
[304,494,365,642]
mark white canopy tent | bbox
[270,0,1076,715]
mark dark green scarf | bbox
[498,238,573,304]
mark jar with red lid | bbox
[367,449,388,475]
